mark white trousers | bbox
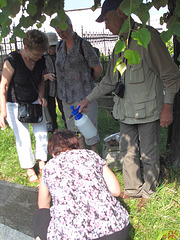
[6,102,48,169]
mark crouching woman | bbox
[32,130,130,240]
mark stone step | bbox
[0,180,38,239]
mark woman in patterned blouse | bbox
[32,130,130,240]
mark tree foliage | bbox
[113,0,180,73]
[0,0,180,69]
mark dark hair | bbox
[48,130,79,156]
[23,29,49,51]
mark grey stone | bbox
[103,136,122,172]
[0,223,34,240]
[0,180,38,239]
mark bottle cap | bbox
[70,106,83,120]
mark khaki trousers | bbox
[119,121,160,198]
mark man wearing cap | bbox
[79,0,180,209]
[44,32,66,132]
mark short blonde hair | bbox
[23,29,49,51]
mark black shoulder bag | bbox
[17,73,43,123]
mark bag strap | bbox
[79,38,89,68]
[56,40,63,52]
[24,68,43,104]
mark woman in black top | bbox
[0,30,49,184]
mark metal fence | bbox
[0,29,118,73]
[81,27,118,56]
[0,36,24,72]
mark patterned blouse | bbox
[42,149,129,240]
[55,33,100,103]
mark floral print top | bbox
[42,149,129,240]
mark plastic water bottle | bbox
[70,106,97,139]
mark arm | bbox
[44,73,56,82]
[0,60,14,128]
[78,51,119,112]
[146,26,180,100]
[38,70,47,108]
[145,27,180,128]
[38,177,51,209]
[93,64,102,82]
[102,164,121,197]
[78,98,90,113]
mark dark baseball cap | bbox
[96,0,124,22]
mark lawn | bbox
[0,107,179,240]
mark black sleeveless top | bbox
[6,51,46,103]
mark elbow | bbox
[111,186,121,198]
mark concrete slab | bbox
[0,180,38,239]
[0,223,34,240]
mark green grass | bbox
[0,107,179,239]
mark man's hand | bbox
[160,103,173,128]
[39,97,47,108]
[78,98,90,112]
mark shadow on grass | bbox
[116,197,135,240]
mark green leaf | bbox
[0,0,7,8]
[59,22,68,31]
[119,19,130,35]
[117,62,127,75]
[166,15,177,29]
[152,0,168,10]
[115,40,126,55]
[20,16,34,28]
[6,0,21,17]
[133,3,150,26]
[0,13,12,27]
[119,0,131,16]
[12,28,25,39]
[36,22,42,28]
[175,4,180,18]
[119,0,142,17]
[57,9,66,22]
[173,22,180,37]
[50,18,60,28]
[113,57,122,75]
[124,49,140,65]
[50,18,68,31]
[160,29,173,42]
[1,26,10,38]
[27,2,37,16]
[132,27,151,49]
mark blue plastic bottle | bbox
[70,106,97,139]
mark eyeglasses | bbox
[29,50,44,60]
